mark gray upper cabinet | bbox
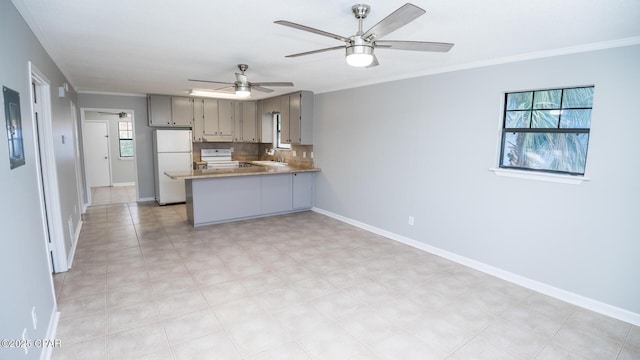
[280,95,291,144]
[148,95,172,126]
[280,91,313,145]
[149,95,194,127]
[202,99,233,142]
[192,98,204,142]
[262,97,281,114]
[171,97,193,127]
[233,101,257,142]
[241,101,257,142]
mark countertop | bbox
[165,162,320,180]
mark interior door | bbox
[85,121,111,187]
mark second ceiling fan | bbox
[275,3,454,68]
[189,64,294,98]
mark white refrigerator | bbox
[153,129,192,205]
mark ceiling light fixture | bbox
[189,89,249,99]
[346,45,374,67]
[345,36,374,67]
[234,84,251,98]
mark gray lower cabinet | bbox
[261,174,292,213]
[186,172,316,226]
[292,172,314,209]
[187,176,262,225]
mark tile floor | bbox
[52,202,639,360]
[91,185,136,206]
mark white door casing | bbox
[29,62,68,273]
[84,121,111,188]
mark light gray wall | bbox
[77,93,154,199]
[1,1,82,358]
[313,45,640,316]
[84,111,135,184]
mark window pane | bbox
[501,132,588,174]
[120,140,134,157]
[506,92,532,110]
[532,89,561,109]
[562,87,594,108]
[560,109,592,128]
[505,111,531,128]
[531,110,560,128]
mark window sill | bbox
[489,168,590,185]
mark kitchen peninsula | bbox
[165,163,319,226]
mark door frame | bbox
[80,108,138,206]
[29,62,68,272]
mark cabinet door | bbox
[171,97,193,126]
[202,99,219,137]
[292,172,314,209]
[192,99,204,142]
[261,174,292,213]
[148,95,172,126]
[241,101,257,142]
[264,97,280,113]
[280,95,291,143]
[289,93,301,144]
[218,100,234,138]
[261,113,274,144]
[233,101,242,142]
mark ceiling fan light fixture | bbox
[234,84,251,98]
[345,44,374,67]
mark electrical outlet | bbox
[31,306,37,330]
[408,216,415,226]
[310,152,314,159]
[292,150,297,157]
[303,151,307,158]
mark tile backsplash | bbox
[193,142,314,168]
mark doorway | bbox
[81,109,138,206]
[30,63,68,273]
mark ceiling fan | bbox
[189,64,294,98]
[275,3,454,68]
[98,111,128,118]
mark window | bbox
[275,113,290,149]
[118,121,134,157]
[499,86,594,175]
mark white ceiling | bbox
[11,0,640,99]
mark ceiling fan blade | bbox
[285,46,344,58]
[213,86,235,93]
[366,54,379,68]
[274,20,351,43]
[188,79,234,85]
[362,3,426,41]
[251,82,294,87]
[251,86,275,93]
[375,40,454,52]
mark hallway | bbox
[90,185,136,206]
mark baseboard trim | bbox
[66,219,83,269]
[137,197,156,203]
[39,306,60,360]
[311,207,640,326]
[112,182,135,187]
